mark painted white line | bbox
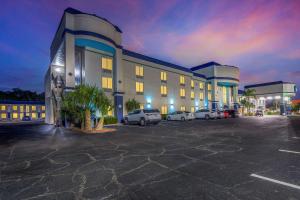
[250,174,300,190]
[292,137,300,139]
[279,149,300,155]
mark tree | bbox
[125,98,141,112]
[94,90,113,130]
[241,89,256,114]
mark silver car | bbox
[194,109,218,119]
[124,109,161,126]
[167,111,195,121]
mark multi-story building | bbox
[0,100,45,121]
[44,8,240,124]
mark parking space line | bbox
[278,149,300,155]
[250,174,300,190]
[292,137,300,139]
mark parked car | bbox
[227,109,240,118]
[194,109,218,119]
[22,116,31,121]
[124,109,161,126]
[167,111,194,121]
[255,110,264,117]
[218,111,227,119]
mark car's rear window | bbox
[144,109,160,113]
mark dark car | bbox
[227,110,240,118]
[22,116,31,121]
[255,110,264,117]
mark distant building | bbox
[0,100,45,121]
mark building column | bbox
[233,86,239,111]
[211,80,218,110]
[114,94,123,122]
[280,96,286,115]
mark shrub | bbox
[104,116,118,125]
[161,114,167,120]
[125,98,141,112]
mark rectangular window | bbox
[191,80,194,88]
[180,106,186,111]
[140,104,144,109]
[26,106,30,113]
[191,106,195,113]
[160,85,167,96]
[101,57,113,71]
[199,82,204,89]
[13,105,18,111]
[136,82,144,93]
[161,105,168,114]
[199,92,204,100]
[179,75,185,85]
[31,106,36,111]
[41,113,46,118]
[31,113,37,119]
[208,93,212,101]
[191,91,195,99]
[207,83,212,91]
[20,113,24,120]
[1,113,7,119]
[102,77,113,89]
[41,106,45,111]
[19,106,24,112]
[1,105,6,111]
[161,71,167,81]
[107,109,113,116]
[12,113,18,119]
[223,86,227,104]
[135,65,144,77]
[180,88,185,97]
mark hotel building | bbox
[45,8,240,124]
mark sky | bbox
[0,0,299,98]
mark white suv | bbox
[167,111,194,121]
[194,109,218,119]
[124,109,161,126]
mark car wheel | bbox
[181,117,185,121]
[140,118,146,126]
[124,118,129,125]
[205,115,209,120]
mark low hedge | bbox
[161,114,167,120]
[103,116,118,125]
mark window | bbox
[191,91,195,99]
[20,113,24,120]
[207,83,212,91]
[160,85,167,96]
[179,75,185,85]
[13,105,18,111]
[180,106,185,111]
[102,77,113,89]
[180,88,185,97]
[135,65,144,77]
[102,57,113,71]
[223,86,227,104]
[191,80,194,88]
[19,106,24,112]
[107,108,113,116]
[199,92,204,100]
[41,106,45,111]
[1,113,6,119]
[199,82,204,89]
[161,105,168,114]
[26,106,30,113]
[136,82,144,93]
[191,106,195,113]
[208,93,212,101]
[161,71,167,81]
[41,113,46,118]
[31,113,37,119]
[12,113,18,119]
[1,105,5,111]
[140,104,144,109]
[31,106,36,111]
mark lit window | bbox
[207,83,212,91]
[179,76,185,85]
[13,105,18,111]
[31,106,36,111]
[102,57,113,71]
[12,113,18,119]
[191,80,194,88]
[102,77,113,89]
[140,104,144,109]
[41,113,46,118]
[223,87,227,104]
[160,85,167,96]
[161,71,167,81]
[19,106,24,112]
[26,106,30,113]
[191,91,195,99]
[161,105,168,114]
[191,106,195,113]
[20,113,24,119]
[136,82,144,93]
[31,113,37,119]
[135,65,144,77]
[1,105,6,111]
[107,107,113,116]
[180,88,185,97]
[199,82,204,89]
[41,106,45,111]
[208,93,212,101]
[199,92,204,100]
[180,106,185,111]
[1,113,7,119]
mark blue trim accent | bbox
[207,77,239,81]
[75,38,115,55]
[212,102,218,110]
[65,29,122,49]
[114,95,123,122]
[0,100,45,105]
[238,90,244,95]
[191,61,238,71]
[217,82,238,86]
[245,81,294,88]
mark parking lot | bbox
[0,116,300,200]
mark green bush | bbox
[104,116,118,125]
[161,114,167,120]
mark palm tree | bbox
[241,89,256,114]
[94,90,113,130]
